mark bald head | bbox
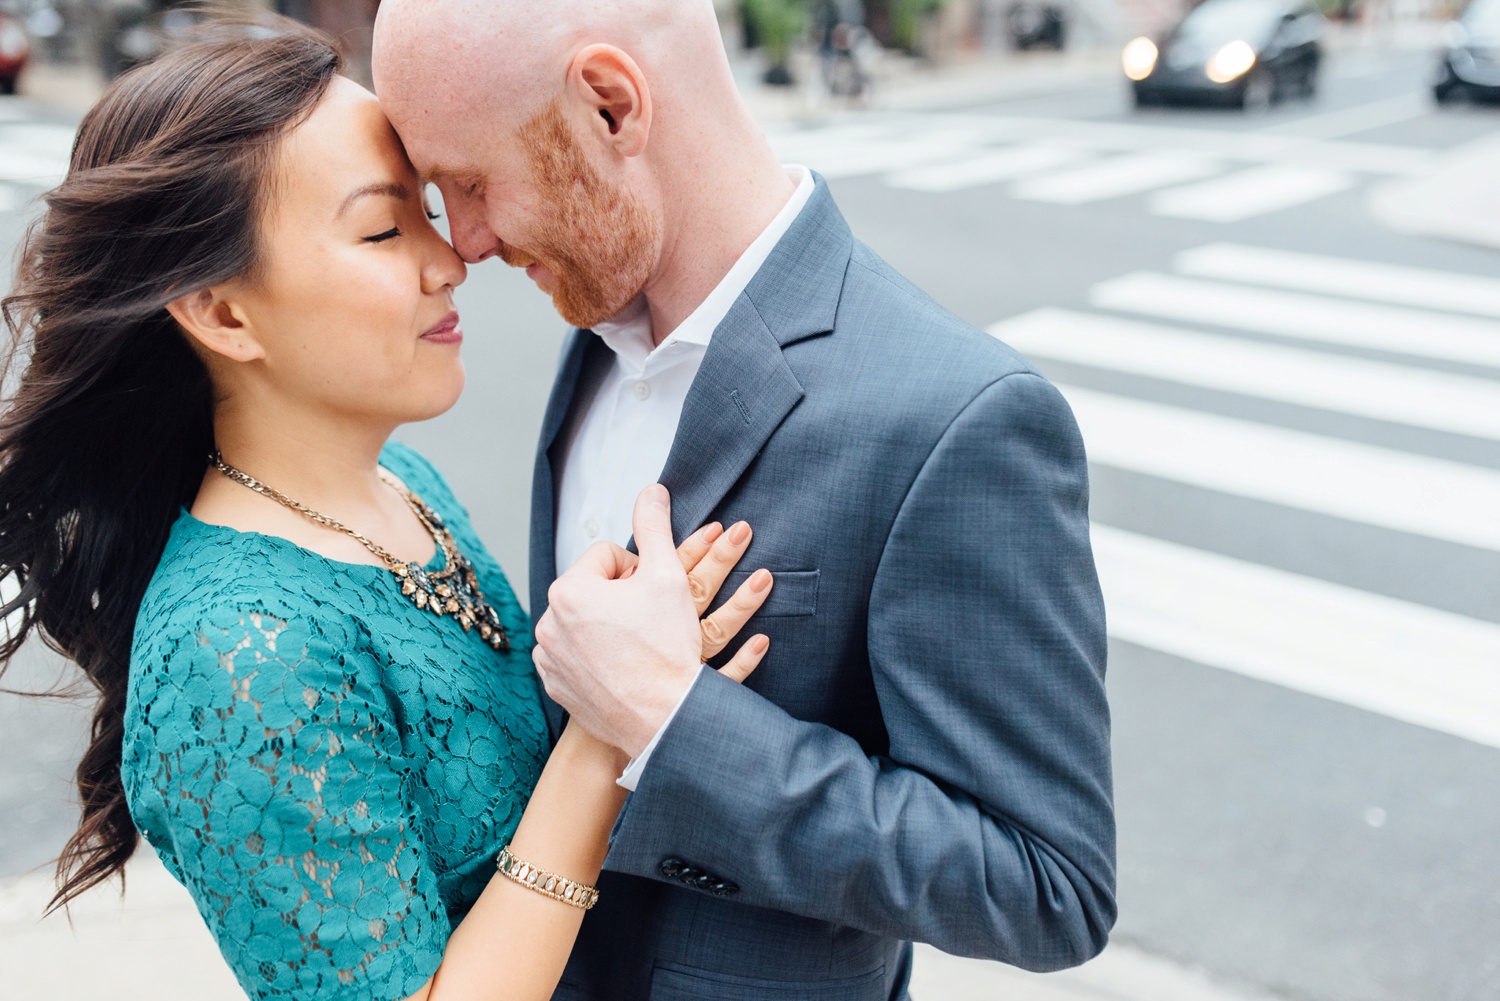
[371,0,793,341]
[374,0,726,130]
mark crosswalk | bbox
[0,101,73,214]
[768,110,1438,222]
[988,243,1500,750]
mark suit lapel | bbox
[530,329,611,740]
[656,176,854,541]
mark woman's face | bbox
[225,76,468,429]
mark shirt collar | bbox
[592,165,815,366]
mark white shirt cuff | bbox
[616,669,702,792]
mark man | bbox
[373,3,1114,998]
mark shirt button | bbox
[633,381,652,401]
[584,519,600,538]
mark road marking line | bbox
[1175,242,1500,318]
[1013,153,1223,204]
[1057,384,1500,552]
[0,149,66,186]
[1148,165,1356,222]
[1090,272,1500,369]
[886,145,1094,192]
[768,124,1000,179]
[995,308,1500,441]
[1094,525,1500,750]
[1254,92,1432,141]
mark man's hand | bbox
[534,484,772,756]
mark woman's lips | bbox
[420,312,463,345]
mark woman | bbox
[0,22,773,1001]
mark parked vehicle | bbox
[1435,0,1500,103]
[1123,0,1324,110]
[0,12,31,95]
[1008,0,1067,50]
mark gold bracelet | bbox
[495,846,600,910]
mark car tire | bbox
[1240,72,1274,112]
[1434,65,1464,104]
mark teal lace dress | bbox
[122,443,550,1001]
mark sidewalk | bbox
[0,848,1285,1001]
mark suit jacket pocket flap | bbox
[717,569,818,618]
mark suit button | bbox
[709,880,738,896]
[659,858,686,878]
[691,873,716,890]
[677,867,703,883]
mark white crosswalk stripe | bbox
[994,308,1500,441]
[1147,165,1356,222]
[1090,271,1500,369]
[989,242,1500,749]
[1175,242,1500,318]
[1062,384,1500,552]
[1095,526,1500,751]
[0,112,73,210]
[886,145,1093,192]
[1012,152,1223,205]
[767,109,1438,220]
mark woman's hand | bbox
[670,520,775,680]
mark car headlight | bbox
[1123,37,1159,81]
[1207,39,1257,83]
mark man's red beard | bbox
[506,102,659,330]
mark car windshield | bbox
[1174,0,1282,45]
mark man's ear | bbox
[166,288,266,364]
[568,44,652,158]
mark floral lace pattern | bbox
[122,443,549,1001]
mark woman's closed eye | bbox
[362,211,442,243]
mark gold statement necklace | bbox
[211,452,511,652]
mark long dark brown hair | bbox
[0,18,341,912]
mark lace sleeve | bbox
[131,600,447,1001]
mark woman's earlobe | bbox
[166,289,265,363]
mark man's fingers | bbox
[700,569,773,659]
[716,634,770,685]
[675,522,724,574]
[631,484,680,569]
[687,521,754,616]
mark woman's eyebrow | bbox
[336,181,411,219]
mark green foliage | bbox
[890,0,948,52]
[744,0,809,66]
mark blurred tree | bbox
[743,0,808,84]
[889,0,948,53]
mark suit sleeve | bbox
[603,371,1116,972]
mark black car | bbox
[1125,0,1325,109]
[1435,0,1500,102]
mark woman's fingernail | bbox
[752,635,770,654]
[750,568,772,592]
[729,521,751,545]
[702,523,723,544]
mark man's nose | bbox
[448,201,499,264]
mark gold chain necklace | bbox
[210,452,511,652]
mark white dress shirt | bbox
[554,165,815,790]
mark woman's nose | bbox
[423,229,469,292]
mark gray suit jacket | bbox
[529,176,1115,1001]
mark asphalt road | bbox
[3,40,1499,1001]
